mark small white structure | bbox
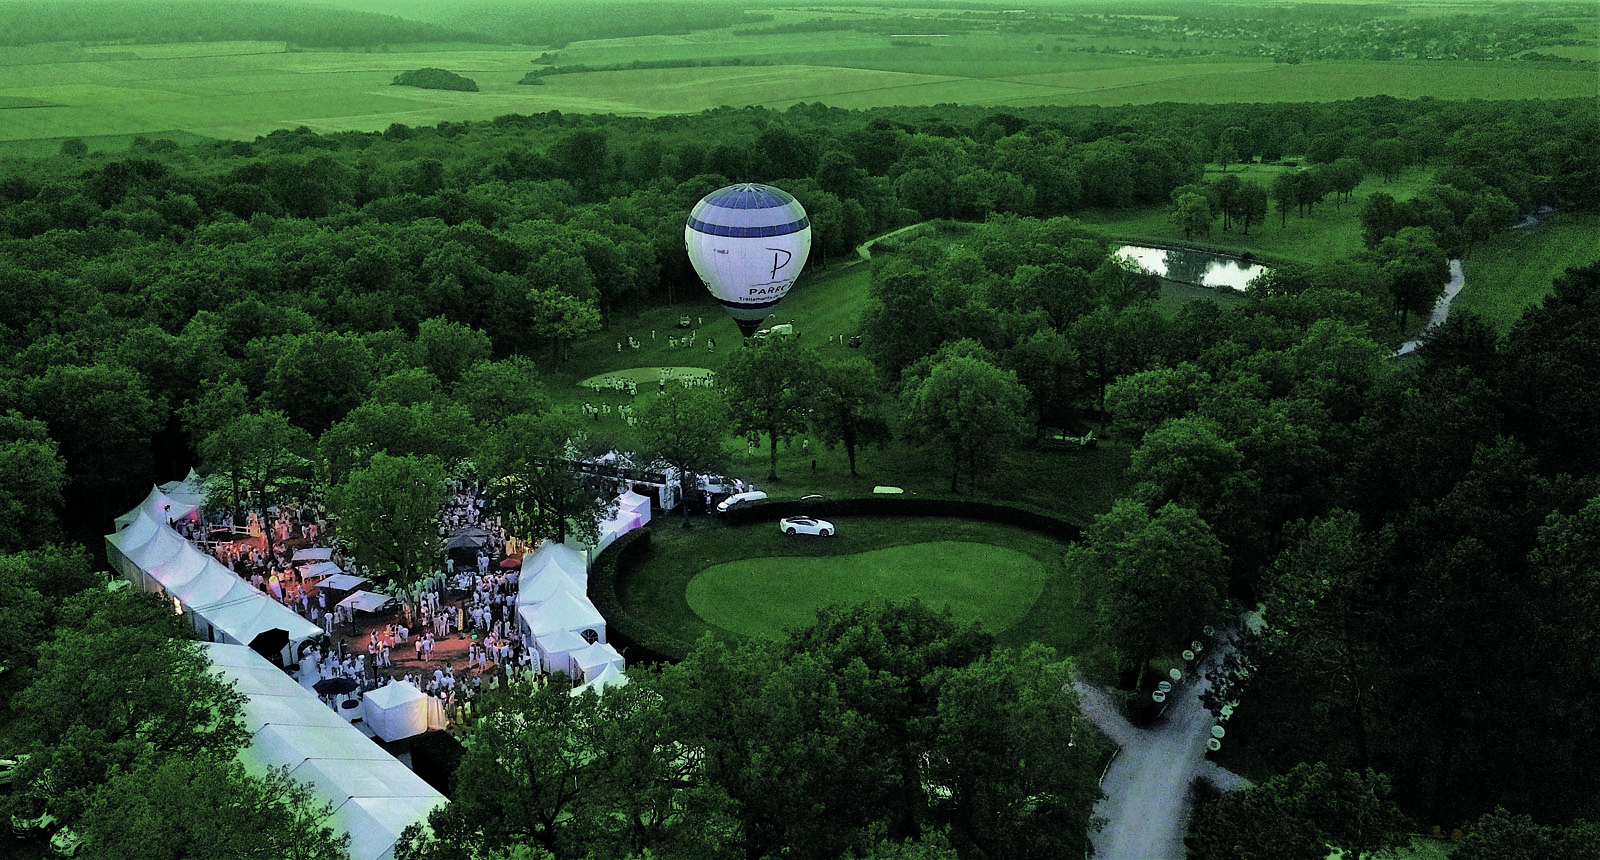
[361,681,429,742]
[570,662,629,697]
[572,641,625,684]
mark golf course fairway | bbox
[686,540,1049,639]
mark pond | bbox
[1115,244,1269,291]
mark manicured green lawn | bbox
[619,515,1092,656]
[687,540,1048,640]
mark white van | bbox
[716,491,768,513]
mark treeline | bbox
[519,57,770,83]
[431,1,772,49]
[0,1,491,48]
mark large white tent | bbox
[618,489,652,526]
[202,643,446,860]
[361,681,428,742]
[109,488,319,664]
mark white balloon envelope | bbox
[685,183,812,337]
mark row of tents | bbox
[105,484,320,664]
[515,489,649,693]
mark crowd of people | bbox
[172,480,572,733]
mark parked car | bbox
[0,755,25,789]
[779,516,835,536]
[716,491,768,513]
[50,827,82,857]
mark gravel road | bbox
[1075,637,1250,860]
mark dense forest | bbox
[1,91,1598,859]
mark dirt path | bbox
[1075,635,1250,860]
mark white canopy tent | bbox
[519,541,587,586]
[109,491,320,664]
[618,489,652,526]
[339,591,396,614]
[531,629,590,675]
[299,560,343,581]
[572,641,625,682]
[361,681,428,742]
[157,468,207,512]
[319,572,368,592]
[570,661,629,697]
[293,547,335,563]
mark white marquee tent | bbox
[570,661,629,697]
[109,490,319,664]
[201,643,446,860]
[531,629,590,675]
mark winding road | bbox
[1075,633,1251,860]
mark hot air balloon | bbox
[685,183,812,337]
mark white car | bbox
[779,516,834,536]
[716,491,767,513]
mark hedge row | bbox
[591,498,1083,664]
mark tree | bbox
[527,288,601,363]
[1067,499,1227,683]
[200,410,314,559]
[22,362,164,521]
[412,683,608,858]
[478,412,613,546]
[415,316,491,387]
[1271,170,1298,227]
[809,355,893,477]
[1374,226,1449,328]
[266,331,375,435]
[1103,363,1211,442]
[318,399,476,487]
[1366,138,1407,183]
[1359,191,1402,248]
[1186,762,1409,860]
[77,759,350,860]
[720,336,822,481]
[1235,179,1269,235]
[1454,808,1600,860]
[0,544,100,710]
[899,348,1027,493]
[636,386,729,526]
[328,452,448,593]
[782,600,997,841]
[1171,191,1213,240]
[1216,126,1251,171]
[925,645,1103,860]
[0,411,66,551]
[455,357,551,427]
[10,589,250,821]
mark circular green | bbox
[686,540,1049,640]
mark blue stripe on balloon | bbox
[687,216,810,238]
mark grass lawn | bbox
[619,515,1091,656]
[1077,164,1439,267]
[1453,212,1600,332]
[687,540,1048,640]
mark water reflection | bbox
[1115,245,1269,291]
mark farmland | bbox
[1,0,1596,147]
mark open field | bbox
[1078,164,1441,267]
[1,28,1594,145]
[687,540,1048,640]
[619,515,1090,654]
[1453,212,1600,333]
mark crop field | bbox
[1,16,1595,145]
